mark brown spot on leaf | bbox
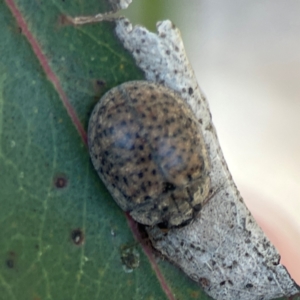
[6,259,14,269]
[54,174,68,189]
[120,245,140,271]
[71,228,85,245]
[189,290,200,298]
[58,15,73,26]
[93,79,106,96]
[6,251,16,269]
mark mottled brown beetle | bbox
[88,81,210,228]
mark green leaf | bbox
[0,1,296,300]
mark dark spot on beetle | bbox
[166,50,170,55]
[175,46,179,52]
[141,39,145,43]
[245,283,253,288]
[152,169,157,176]
[136,49,140,54]
[220,281,226,286]
[124,21,130,26]
[268,276,273,281]
[138,145,144,151]
[162,182,176,193]
[151,94,156,100]
[54,174,68,189]
[188,87,194,95]
[138,172,144,179]
[71,228,84,246]
[160,33,166,38]
[198,118,203,124]
[120,120,127,126]
[228,280,233,286]
[123,177,128,185]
